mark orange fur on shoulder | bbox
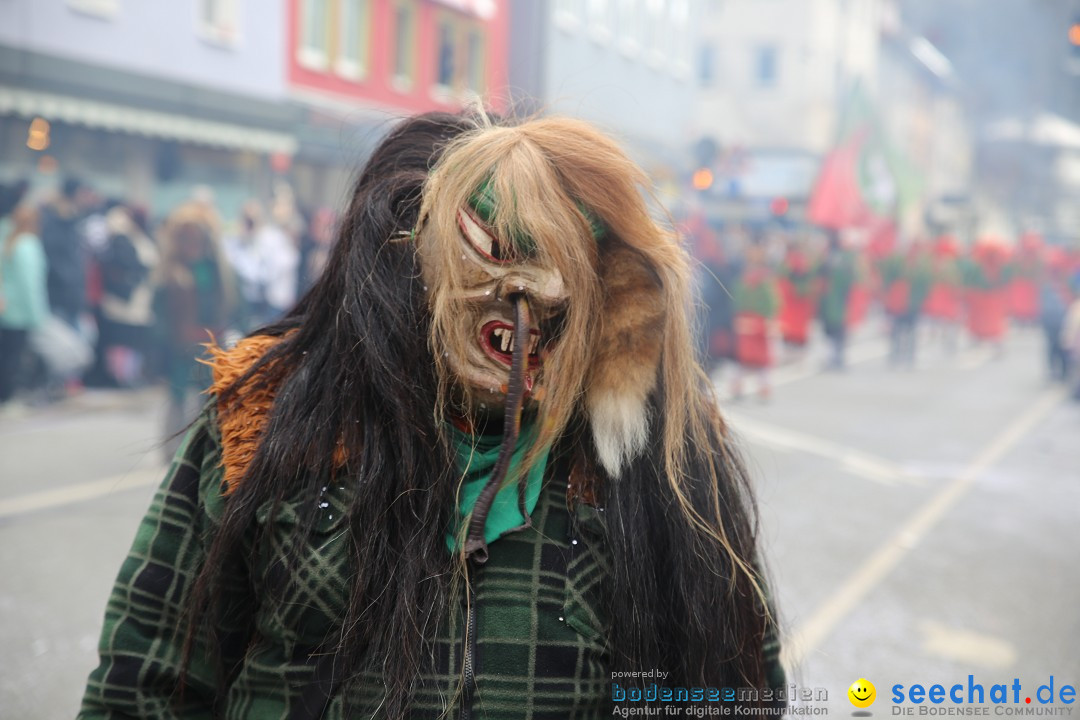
[202,334,285,495]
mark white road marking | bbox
[727,413,918,485]
[918,619,1017,670]
[0,468,164,519]
[780,387,1066,669]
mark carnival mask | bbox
[418,182,581,411]
[416,120,677,479]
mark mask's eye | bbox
[457,206,511,264]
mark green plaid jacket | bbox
[79,407,784,719]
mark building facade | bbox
[694,0,882,156]
[508,0,703,198]
[284,0,510,206]
[0,0,511,216]
[0,0,294,216]
[689,0,972,233]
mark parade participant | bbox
[924,234,963,351]
[79,112,784,720]
[818,230,858,370]
[691,214,742,374]
[881,241,932,368]
[962,237,1012,351]
[777,236,816,359]
[1008,231,1042,325]
[732,238,780,400]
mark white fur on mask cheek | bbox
[588,391,650,477]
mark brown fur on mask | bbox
[586,243,666,476]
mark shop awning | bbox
[0,85,297,155]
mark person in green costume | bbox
[880,242,933,368]
[818,230,858,370]
[79,111,786,720]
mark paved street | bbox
[730,325,1080,712]
[0,323,1077,718]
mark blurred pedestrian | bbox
[224,200,298,329]
[777,236,817,361]
[962,238,1011,353]
[817,231,857,370]
[924,234,963,352]
[298,206,336,295]
[40,177,89,329]
[731,238,780,401]
[1008,231,1042,325]
[91,204,159,387]
[0,179,29,230]
[1063,292,1080,401]
[0,204,48,412]
[695,221,743,375]
[156,201,234,456]
[0,179,30,283]
[1039,248,1074,383]
[881,242,932,368]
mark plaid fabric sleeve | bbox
[78,406,245,720]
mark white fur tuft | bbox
[588,391,650,477]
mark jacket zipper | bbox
[460,564,479,720]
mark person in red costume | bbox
[777,235,817,361]
[732,238,780,400]
[924,235,963,352]
[1008,231,1043,325]
[962,238,1012,352]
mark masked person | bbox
[79,112,785,720]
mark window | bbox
[698,43,714,86]
[643,0,664,65]
[669,0,692,76]
[755,45,778,88]
[391,0,417,88]
[200,0,240,46]
[336,0,371,79]
[554,0,580,31]
[429,12,489,100]
[299,0,330,69]
[67,0,118,18]
[464,26,486,94]
[587,0,612,43]
[435,17,457,88]
[617,0,642,55]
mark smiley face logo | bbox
[848,678,876,708]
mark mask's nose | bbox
[495,267,565,304]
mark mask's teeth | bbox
[506,330,515,353]
[528,333,539,355]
